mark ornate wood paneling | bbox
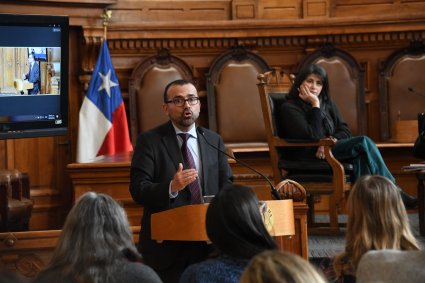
[5,136,71,231]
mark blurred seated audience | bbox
[240,250,327,283]
[320,175,420,283]
[356,249,425,283]
[33,192,162,283]
[179,184,277,283]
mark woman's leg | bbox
[332,136,395,182]
[332,136,417,208]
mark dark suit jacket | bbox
[129,121,233,271]
[26,62,40,94]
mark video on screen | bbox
[0,17,67,131]
[0,47,61,96]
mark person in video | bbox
[23,53,40,95]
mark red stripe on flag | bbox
[97,102,133,157]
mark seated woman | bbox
[323,175,421,282]
[179,184,278,283]
[33,192,162,283]
[240,250,327,283]
[280,63,416,208]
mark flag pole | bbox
[102,9,112,41]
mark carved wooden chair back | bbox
[128,48,194,144]
[206,47,271,153]
[379,41,425,141]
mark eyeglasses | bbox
[166,97,200,107]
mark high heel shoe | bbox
[399,190,418,209]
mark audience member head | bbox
[28,52,35,64]
[45,192,141,281]
[206,184,277,259]
[288,64,330,103]
[240,250,327,283]
[339,175,420,269]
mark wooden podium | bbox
[151,200,295,242]
[14,79,33,95]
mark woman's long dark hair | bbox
[288,64,335,135]
[206,184,278,259]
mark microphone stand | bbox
[408,87,425,99]
[197,127,281,200]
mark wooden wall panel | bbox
[112,0,231,22]
[304,0,329,18]
[259,0,301,19]
[5,136,70,231]
[331,0,425,17]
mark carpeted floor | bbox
[308,213,425,259]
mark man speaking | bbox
[130,79,233,283]
[23,53,40,95]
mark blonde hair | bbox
[240,250,327,283]
[335,175,420,273]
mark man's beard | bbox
[176,108,198,128]
[179,116,196,127]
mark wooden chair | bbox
[0,170,33,232]
[257,68,352,234]
[297,43,366,136]
[206,46,271,154]
[379,40,425,142]
[275,179,307,203]
[128,48,194,144]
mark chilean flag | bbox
[77,40,132,162]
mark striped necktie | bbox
[178,133,202,204]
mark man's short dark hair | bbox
[163,79,193,103]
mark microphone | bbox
[408,87,425,98]
[197,127,281,200]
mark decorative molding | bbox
[4,0,116,4]
[359,61,371,93]
[81,31,425,53]
[15,254,45,278]
[2,0,114,7]
[0,253,45,277]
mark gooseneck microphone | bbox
[408,87,425,98]
[197,127,281,200]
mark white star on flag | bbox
[98,69,118,97]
